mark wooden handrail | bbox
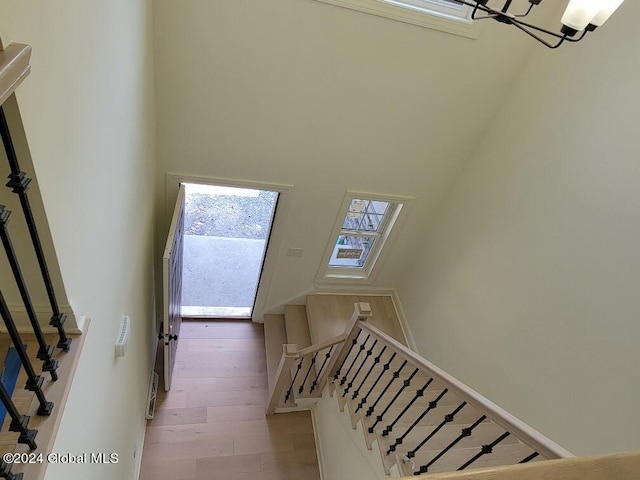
[357,321,574,460]
[410,451,640,480]
[0,43,31,106]
[297,333,346,358]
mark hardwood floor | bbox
[139,320,321,480]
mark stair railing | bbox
[266,335,347,415]
[327,305,574,476]
[0,41,71,480]
[266,302,373,415]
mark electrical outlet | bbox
[287,247,304,257]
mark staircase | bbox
[264,294,573,478]
[265,295,404,412]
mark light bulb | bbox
[590,0,624,27]
[561,0,601,31]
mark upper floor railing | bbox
[0,41,71,480]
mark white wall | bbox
[313,389,399,480]
[0,1,156,478]
[152,0,541,315]
[398,2,640,456]
[0,95,79,333]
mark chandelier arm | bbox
[565,29,589,43]
[513,4,534,18]
[453,0,492,16]
[471,7,530,22]
[512,17,567,40]
[511,21,568,49]
[471,5,493,20]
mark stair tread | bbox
[284,304,312,348]
[306,294,406,346]
[264,313,290,393]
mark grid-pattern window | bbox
[318,192,411,283]
[329,199,395,269]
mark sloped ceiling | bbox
[152,0,551,313]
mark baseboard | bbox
[313,285,397,296]
[310,406,327,480]
[274,405,313,414]
[388,289,418,353]
[133,418,146,480]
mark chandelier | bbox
[453,0,624,48]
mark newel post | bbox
[323,302,372,396]
[266,344,299,415]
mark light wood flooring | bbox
[306,294,407,345]
[139,320,321,480]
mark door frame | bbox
[163,184,185,390]
[165,173,293,322]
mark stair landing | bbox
[306,294,406,346]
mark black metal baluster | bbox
[406,401,467,459]
[355,351,396,413]
[456,431,512,471]
[298,352,318,395]
[519,452,540,463]
[0,206,58,380]
[382,378,433,437]
[0,377,37,451]
[414,415,487,474]
[387,388,449,454]
[333,330,362,381]
[343,339,377,397]
[284,358,304,403]
[339,334,371,386]
[365,360,408,417]
[353,345,386,400]
[0,289,53,416]
[0,460,24,480]
[0,106,70,351]
[368,367,420,433]
[310,345,334,394]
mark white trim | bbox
[1,302,82,335]
[389,289,418,353]
[316,191,414,285]
[263,286,317,317]
[165,173,293,324]
[133,418,147,480]
[311,406,327,480]
[310,0,479,39]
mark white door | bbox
[163,184,185,391]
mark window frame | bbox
[316,192,413,284]
[310,0,478,39]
